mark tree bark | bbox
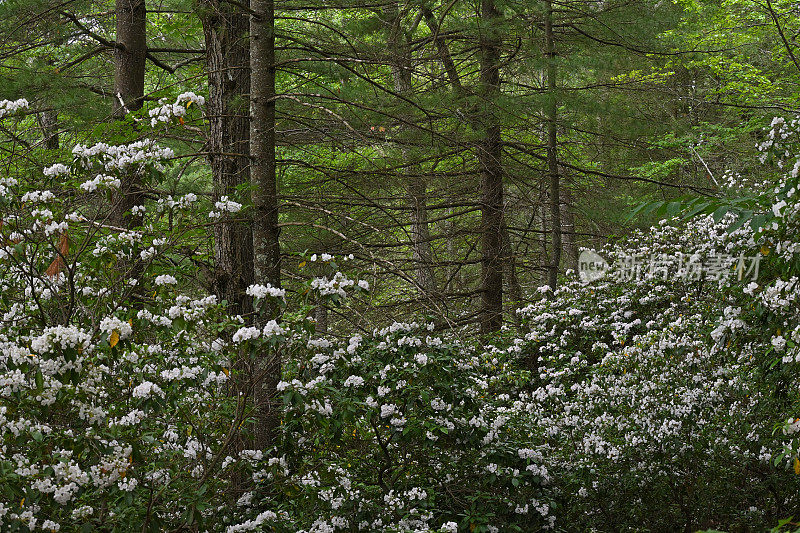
[202,0,254,318]
[110,0,147,229]
[314,299,328,334]
[113,0,146,117]
[37,107,59,150]
[544,0,561,292]
[250,0,281,451]
[408,177,436,295]
[202,4,255,496]
[560,183,579,272]
[478,0,504,333]
[501,215,522,327]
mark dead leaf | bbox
[45,232,69,278]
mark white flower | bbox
[431,398,446,411]
[213,196,243,215]
[43,163,70,177]
[347,335,362,354]
[343,375,364,387]
[772,199,788,217]
[441,522,458,533]
[179,92,205,106]
[41,520,60,531]
[785,418,800,435]
[99,316,133,341]
[772,336,787,352]
[0,98,29,118]
[31,325,91,354]
[262,320,286,337]
[118,477,138,491]
[80,174,121,192]
[155,274,177,286]
[132,381,164,399]
[149,92,205,127]
[232,326,261,343]
[71,506,94,519]
[21,190,56,203]
[246,284,286,299]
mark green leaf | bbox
[727,211,752,233]
[712,205,729,222]
[665,201,682,216]
[750,214,769,232]
[682,200,712,219]
[625,200,663,223]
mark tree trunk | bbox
[560,183,579,272]
[202,4,255,496]
[478,0,504,334]
[501,215,522,327]
[314,298,328,334]
[421,3,463,94]
[408,177,436,295]
[37,108,59,150]
[113,0,146,117]
[384,2,437,298]
[544,0,561,292]
[250,0,281,451]
[202,0,254,318]
[111,0,147,229]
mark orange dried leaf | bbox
[45,232,69,278]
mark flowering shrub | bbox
[0,122,241,528]
[2,98,800,532]
[514,214,798,530]
[262,322,555,532]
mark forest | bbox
[1,0,800,530]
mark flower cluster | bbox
[0,98,28,119]
[209,196,243,219]
[149,91,205,127]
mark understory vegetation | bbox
[0,102,799,531]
